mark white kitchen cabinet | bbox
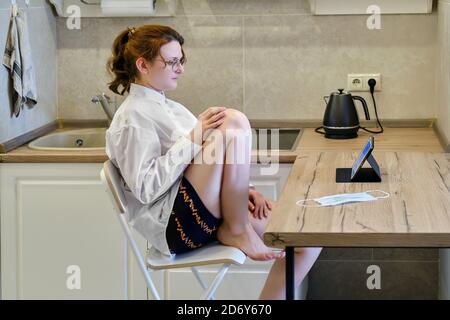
[0,163,150,300]
[1,162,305,299]
[308,0,433,15]
[0,163,132,299]
[48,0,177,17]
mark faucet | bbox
[91,93,116,125]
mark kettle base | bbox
[325,133,358,139]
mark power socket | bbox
[347,73,381,92]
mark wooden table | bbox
[263,151,450,300]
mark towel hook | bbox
[11,0,18,17]
[11,0,30,6]
[10,0,30,17]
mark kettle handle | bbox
[352,96,370,120]
[323,96,330,105]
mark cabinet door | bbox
[250,163,293,201]
[0,163,127,299]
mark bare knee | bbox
[222,108,250,130]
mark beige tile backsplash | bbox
[244,14,436,119]
[57,0,438,122]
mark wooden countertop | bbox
[0,127,443,163]
[264,151,450,248]
[263,128,447,248]
[298,127,443,152]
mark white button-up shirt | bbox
[105,83,202,256]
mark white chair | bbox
[100,160,246,300]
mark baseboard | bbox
[433,122,450,153]
[249,119,435,129]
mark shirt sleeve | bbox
[107,124,202,205]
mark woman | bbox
[105,25,321,299]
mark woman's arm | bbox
[107,123,202,205]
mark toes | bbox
[269,251,285,260]
[265,252,278,261]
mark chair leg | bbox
[200,264,231,300]
[191,267,214,300]
[164,270,169,300]
[118,214,161,300]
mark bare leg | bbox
[259,247,322,300]
[248,201,322,300]
[184,109,282,261]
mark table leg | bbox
[286,246,295,300]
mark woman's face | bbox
[136,40,184,92]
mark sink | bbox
[251,128,302,151]
[27,127,301,152]
[28,128,106,151]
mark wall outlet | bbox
[347,73,381,92]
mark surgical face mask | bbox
[296,190,390,207]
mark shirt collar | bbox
[129,83,166,105]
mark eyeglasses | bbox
[159,57,186,71]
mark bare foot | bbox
[217,223,285,261]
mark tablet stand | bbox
[336,154,381,183]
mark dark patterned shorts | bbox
[165,176,223,254]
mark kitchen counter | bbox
[298,127,443,152]
[263,127,445,248]
[265,151,450,246]
[262,132,446,300]
[0,127,443,163]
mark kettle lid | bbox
[331,88,349,96]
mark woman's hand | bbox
[248,189,273,220]
[189,106,227,144]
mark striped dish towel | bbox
[3,6,37,117]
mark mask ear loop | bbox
[365,190,390,199]
[296,199,323,207]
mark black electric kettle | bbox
[320,89,370,139]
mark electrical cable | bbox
[360,79,383,134]
[315,126,325,135]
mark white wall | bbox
[0,0,57,143]
[437,1,450,298]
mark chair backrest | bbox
[101,160,164,299]
[101,160,127,215]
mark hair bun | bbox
[128,27,136,37]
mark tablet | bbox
[351,136,374,180]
